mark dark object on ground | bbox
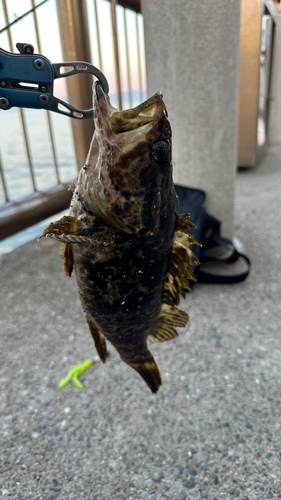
[175,185,250,284]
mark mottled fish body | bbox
[40,83,199,393]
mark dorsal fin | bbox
[148,303,189,344]
[174,231,200,252]
[162,214,201,307]
[62,243,73,277]
[148,321,179,343]
[86,317,107,363]
[176,213,196,232]
[160,303,189,326]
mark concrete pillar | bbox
[141,0,241,239]
[268,14,281,144]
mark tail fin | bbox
[127,351,162,393]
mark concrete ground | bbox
[1,146,281,500]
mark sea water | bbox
[0,107,77,256]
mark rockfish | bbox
[40,83,199,393]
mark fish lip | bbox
[94,81,115,119]
[93,82,167,134]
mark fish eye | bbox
[151,141,171,164]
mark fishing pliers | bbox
[0,43,109,119]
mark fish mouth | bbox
[93,82,167,135]
[82,83,171,235]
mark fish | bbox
[39,82,199,393]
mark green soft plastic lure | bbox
[58,359,93,389]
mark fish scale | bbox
[40,82,200,393]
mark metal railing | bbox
[0,0,145,240]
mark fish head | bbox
[81,82,177,237]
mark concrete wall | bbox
[141,0,241,239]
[268,14,281,144]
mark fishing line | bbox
[0,0,50,35]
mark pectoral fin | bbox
[38,216,103,243]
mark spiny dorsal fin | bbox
[162,214,200,307]
[176,213,196,233]
[163,273,184,305]
[148,303,189,344]
[86,317,107,363]
[62,243,73,277]
[173,231,200,252]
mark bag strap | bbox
[197,251,251,284]
[196,214,251,284]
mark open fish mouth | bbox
[93,82,167,135]
[82,83,172,234]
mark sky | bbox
[0,0,147,100]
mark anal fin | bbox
[86,317,107,363]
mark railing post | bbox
[56,0,94,172]
[111,0,123,110]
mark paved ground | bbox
[1,145,281,500]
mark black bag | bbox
[175,185,250,284]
